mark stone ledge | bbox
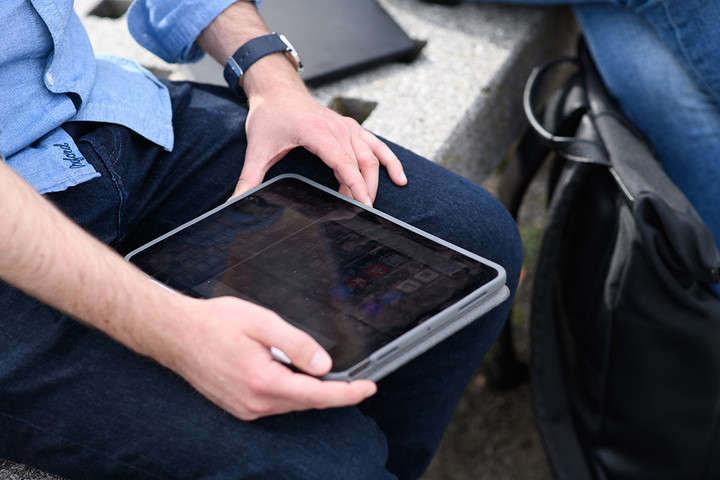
[309,1,578,182]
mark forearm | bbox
[0,161,189,366]
[196,1,267,62]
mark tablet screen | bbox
[128,176,500,372]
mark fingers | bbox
[304,119,407,206]
[238,94,407,205]
[326,124,407,204]
[232,307,378,420]
[350,134,380,203]
[245,311,332,376]
[300,121,373,205]
[238,361,378,421]
[361,129,407,187]
[259,371,377,418]
[184,297,378,421]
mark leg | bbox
[573,4,720,295]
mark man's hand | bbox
[168,296,377,421]
[236,81,407,205]
[197,1,407,206]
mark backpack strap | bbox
[521,52,597,479]
[523,57,609,168]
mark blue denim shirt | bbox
[0,0,255,193]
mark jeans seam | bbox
[81,129,129,245]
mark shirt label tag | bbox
[6,128,100,194]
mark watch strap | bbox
[223,33,301,98]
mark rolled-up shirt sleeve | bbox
[127,0,259,64]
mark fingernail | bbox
[365,196,373,207]
[310,350,331,372]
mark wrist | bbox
[125,289,204,373]
[223,33,303,98]
[241,50,310,101]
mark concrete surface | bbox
[1,0,577,478]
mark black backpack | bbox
[495,40,720,479]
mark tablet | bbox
[125,175,509,381]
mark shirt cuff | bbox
[127,0,260,64]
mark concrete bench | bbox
[0,1,576,479]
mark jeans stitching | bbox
[80,128,130,245]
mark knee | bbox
[435,179,523,296]
[376,150,522,294]
[189,408,395,480]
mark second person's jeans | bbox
[468,0,720,295]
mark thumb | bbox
[231,175,262,199]
[231,139,290,199]
[271,332,333,377]
[245,309,334,377]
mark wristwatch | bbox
[223,33,303,98]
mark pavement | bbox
[1,0,577,478]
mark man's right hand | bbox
[163,295,377,421]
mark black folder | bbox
[261,0,423,85]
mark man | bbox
[0,0,522,478]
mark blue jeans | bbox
[0,81,522,479]
[469,0,720,295]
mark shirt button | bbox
[46,71,55,86]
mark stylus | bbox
[271,346,292,365]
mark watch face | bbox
[278,33,304,73]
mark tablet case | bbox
[125,175,509,382]
[345,285,510,381]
